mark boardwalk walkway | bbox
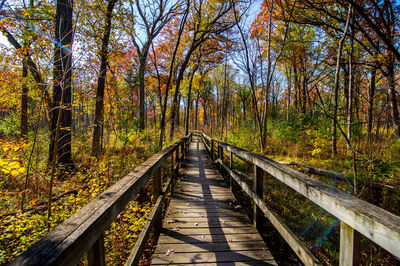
[151,137,277,265]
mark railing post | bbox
[171,152,174,176]
[253,164,264,230]
[229,151,233,191]
[340,221,360,266]
[170,152,175,195]
[211,139,214,160]
[153,168,162,233]
[176,145,180,172]
[218,145,223,173]
[87,234,105,266]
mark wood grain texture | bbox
[151,137,276,265]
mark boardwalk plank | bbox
[154,241,267,253]
[151,250,275,264]
[157,233,264,244]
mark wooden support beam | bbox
[170,153,174,176]
[153,168,162,234]
[176,145,180,172]
[218,145,223,173]
[253,165,264,230]
[211,139,214,160]
[340,221,360,266]
[229,151,233,191]
[87,235,105,266]
[170,153,175,195]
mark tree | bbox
[332,5,352,156]
[91,0,118,157]
[49,0,74,168]
[169,0,236,139]
[126,0,179,130]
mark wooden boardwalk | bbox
[151,137,277,265]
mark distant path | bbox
[151,137,277,265]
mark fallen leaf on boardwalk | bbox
[234,205,242,209]
[166,249,175,256]
[194,223,198,226]
[228,239,233,243]
[201,234,205,239]
[172,227,180,231]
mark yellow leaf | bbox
[8,161,19,169]
[18,167,27,174]
[10,170,19,178]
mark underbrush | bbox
[210,117,400,265]
[0,126,182,264]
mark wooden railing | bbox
[196,131,400,266]
[11,134,192,266]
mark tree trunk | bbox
[286,66,291,121]
[302,74,307,113]
[169,44,197,139]
[293,62,298,111]
[367,67,376,142]
[388,52,400,137]
[158,4,190,149]
[184,71,195,136]
[203,101,207,127]
[49,0,74,168]
[347,7,354,147]
[92,0,116,157]
[195,91,200,129]
[332,5,352,157]
[21,58,28,139]
[243,100,246,123]
[138,47,149,130]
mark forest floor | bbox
[0,126,399,265]
[0,128,182,265]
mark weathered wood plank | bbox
[151,250,276,265]
[254,164,264,230]
[340,221,360,266]
[159,226,260,236]
[163,216,251,224]
[154,241,267,253]
[158,262,275,266]
[157,233,264,244]
[87,235,105,266]
[165,211,248,218]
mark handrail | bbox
[11,133,192,266]
[217,158,321,265]
[198,131,400,265]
